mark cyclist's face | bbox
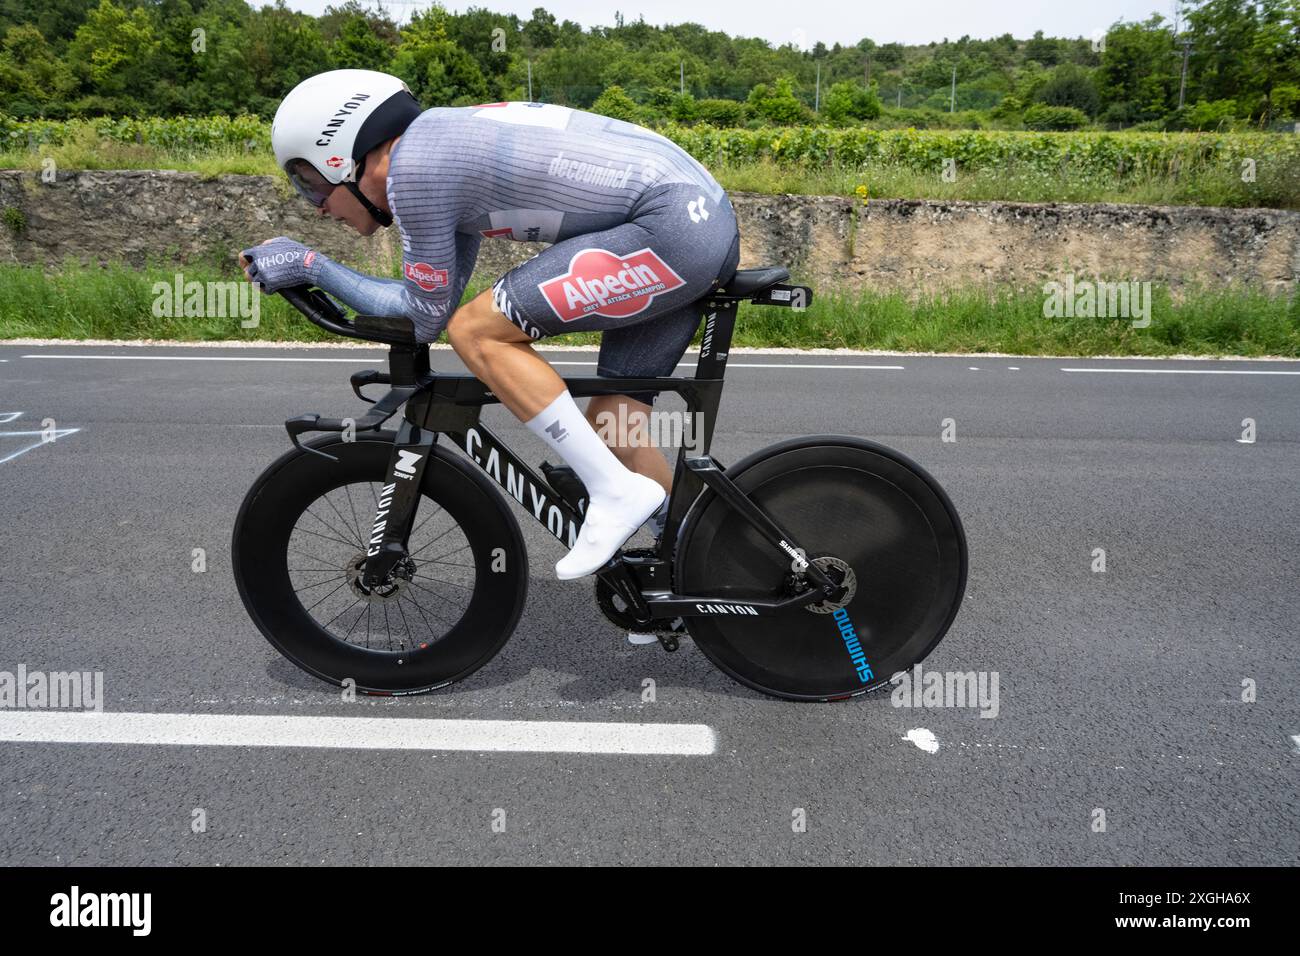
[319,182,381,237]
[296,139,398,237]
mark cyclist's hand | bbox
[239,237,323,293]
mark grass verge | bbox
[0,261,1296,357]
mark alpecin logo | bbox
[404,261,449,292]
[538,247,685,323]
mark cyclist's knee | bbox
[447,290,525,359]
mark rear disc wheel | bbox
[675,436,967,701]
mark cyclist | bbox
[241,69,740,582]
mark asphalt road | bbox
[1,341,1297,865]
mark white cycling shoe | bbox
[555,473,666,580]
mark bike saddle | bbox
[718,267,790,298]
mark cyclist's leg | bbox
[589,238,739,489]
[480,184,738,578]
[446,288,572,420]
[588,217,739,491]
[448,288,666,580]
[495,183,740,487]
[584,309,701,494]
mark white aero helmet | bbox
[271,69,422,226]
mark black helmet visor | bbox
[284,158,338,207]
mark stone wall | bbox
[1,169,1296,295]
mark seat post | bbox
[692,298,738,381]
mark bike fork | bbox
[361,419,439,588]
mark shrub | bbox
[823,81,882,125]
[669,93,698,123]
[3,206,26,235]
[590,85,642,123]
[694,98,747,127]
[748,78,813,125]
[1023,104,1089,130]
[1180,99,1241,131]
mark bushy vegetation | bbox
[2,115,1296,207]
[0,0,1296,132]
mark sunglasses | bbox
[285,158,344,208]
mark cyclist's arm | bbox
[312,256,407,318]
[448,231,482,309]
[399,230,482,342]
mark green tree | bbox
[1097,16,1176,122]
[445,5,517,87]
[181,0,260,115]
[391,8,488,106]
[1024,29,1060,65]
[0,0,100,48]
[522,7,557,49]
[1035,63,1100,116]
[330,13,393,70]
[1185,0,1300,122]
[243,1,331,109]
[823,80,881,124]
[1023,103,1089,129]
[694,97,746,126]
[64,0,161,112]
[0,23,75,115]
[318,3,399,47]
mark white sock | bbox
[525,391,628,500]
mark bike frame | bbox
[280,288,845,625]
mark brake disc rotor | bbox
[345,552,414,602]
[802,555,857,614]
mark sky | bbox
[271,0,1184,47]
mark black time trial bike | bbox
[231,267,967,701]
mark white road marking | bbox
[1062,367,1300,375]
[22,354,905,371]
[22,354,382,364]
[1291,735,1300,754]
[903,728,939,753]
[1007,366,1020,370]
[0,411,21,423]
[0,428,81,465]
[0,711,718,756]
